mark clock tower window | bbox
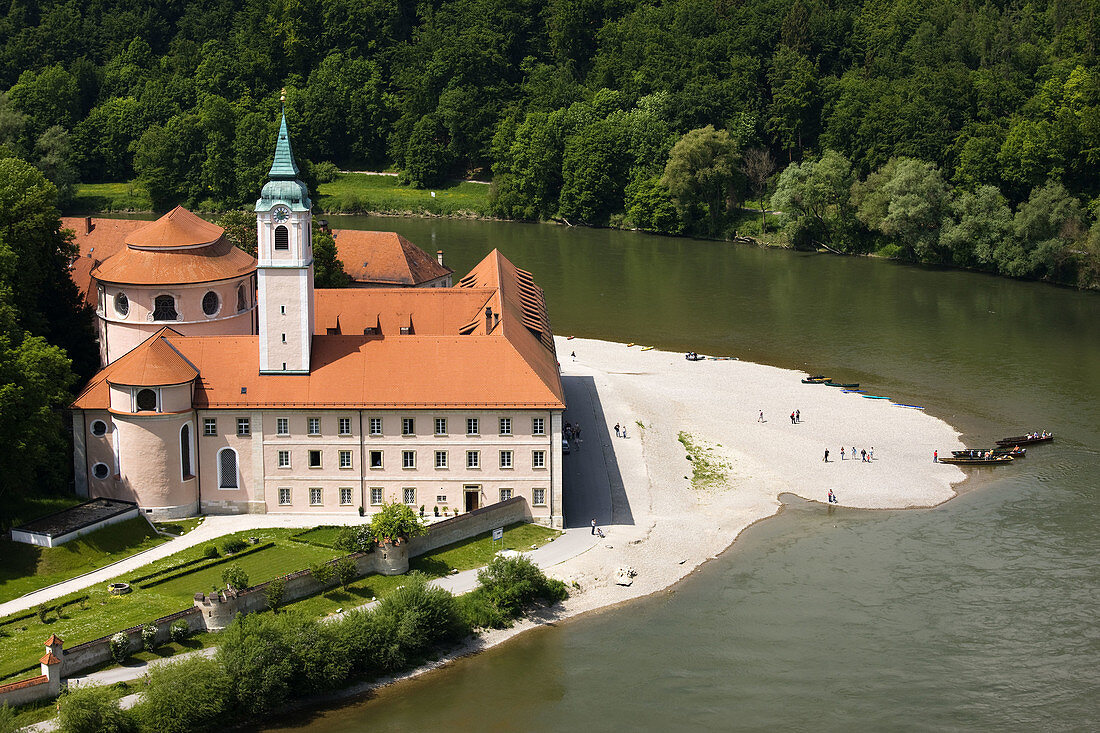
[274,225,289,250]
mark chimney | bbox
[84,216,93,234]
[437,250,444,266]
[485,306,492,332]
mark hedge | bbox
[138,542,275,589]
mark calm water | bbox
[263,217,1100,731]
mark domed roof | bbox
[125,206,225,250]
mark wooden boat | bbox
[626,343,635,347]
[806,374,826,380]
[685,352,705,361]
[801,378,829,384]
[824,381,859,388]
[938,454,1014,466]
[995,433,1053,446]
[953,447,1026,459]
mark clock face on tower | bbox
[272,206,290,223]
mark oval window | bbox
[91,420,107,436]
[115,292,129,317]
[92,463,110,479]
[202,291,219,316]
[135,388,157,411]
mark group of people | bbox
[825,446,875,462]
[789,409,801,424]
[613,422,629,438]
[565,421,583,450]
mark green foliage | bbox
[215,211,257,258]
[264,577,286,612]
[0,704,15,733]
[57,684,136,733]
[375,572,466,658]
[455,590,509,629]
[369,502,427,543]
[140,623,157,651]
[475,555,568,618]
[333,525,374,554]
[312,161,340,183]
[169,619,190,644]
[335,556,359,590]
[203,545,219,560]
[310,561,335,588]
[852,158,950,261]
[221,538,247,555]
[662,126,743,235]
[312,225,350,288]
[109,632,129,664]
[625,176,682,234]
[220,564,249,591]
[132,655,231,733]
[770,150,858,249]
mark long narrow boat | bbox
[953,447,1026,459]
[995,433,1053,446]
[842,389,866,394]
[862,395,890,399]
[895,404,925,409]
[801,378,830,384]
[939,454,1014,466]
[825,381,860,388]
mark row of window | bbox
[206,416,548,438]
[276,487,545,506]
[105,286,250,321]
[275,448,547,470]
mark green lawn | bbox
[289,525,343,548]
[317,173,491,216]
[0,518,166,604]
[0,528,339,682]
[1,494,84,531]
[152,517,205,537]
[69,181,153,212]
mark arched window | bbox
[274,225,289,250]
[135,388,158,412]
[237,284,247,312]
[180,424,193,479]
[202,291,219,316]
[152,295,177,321]
[114,292,129,317]
[218,448,238,489]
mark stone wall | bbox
[62,607,204,677]
[0,674,50,707]
[408,496,532,557]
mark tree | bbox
[369,502,426,544]
[8,65,80,135]
[743,148,777,233]
[402,114,452,188]
[852,158,950,262]
[1009,181,1085,281]
[57,684,136,733]
[770,149,857,249]
[940,186,1014,269]
[661,125,743,236]
[221,564,249,590]
[132,656,232,733]
[335,556,359,590]
[625,176,681,233]
[265,577,286,612]
[558,118,629,225]
[766,46,818,160]
[216,211,257,257]
[310,561,335,587]
[312,225,349,288]
[34,125,76,204]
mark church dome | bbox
[125,206,224,250]
[259,178,310,210]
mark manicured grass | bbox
[317,172,491,216]
[69,181,153,212]
[152,517,205,537]
[0,518,166,604]
[0,528,339,682]
[289,525,344,548]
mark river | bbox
[257,216,1099,731]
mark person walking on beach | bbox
[591,518,598,535]
[823,448,830,462]
[860,449,867,462]
[796,409,800,423]
[828,489,837,504]
[790,412,796,424]
[614,423,621,437]
[840,447,845,460]
[571,351,576,360]
[933,450,938,462]
[622,423,628,438]
[869,447,874,461]
[758,410,765,423]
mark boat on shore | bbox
[939,454,1015,466]
[862,395,890,399]
[825,381,859,388]
[996,432,1053,446]
[953,447,1026,459]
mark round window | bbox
[92,463,110,479]
[114,292,129,317]
[91,420,107,436]
[202,291,219,316]
[135,388,157,411]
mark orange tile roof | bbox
[39,652,61,665]
[106,327,199,387]
[91,235,255,286]
[74,251,564,411]
[125,206,224,249]
[63,217,147,305]
[0,674,48,692]
[45,634,63,646]
[332,229,452,285]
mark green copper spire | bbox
[267,111,300,179]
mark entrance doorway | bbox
[464,486,480,513]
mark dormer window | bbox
[135,388,158,412]
[152,295,177,321]
[274,225,289,250]
[114,292,129,317]
[237,284,248,312]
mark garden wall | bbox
[408,497,532,557]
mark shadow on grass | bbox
[410,557,451,577]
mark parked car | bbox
[562,438,571,454]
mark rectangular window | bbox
[339,418,351,436]
[435,450,448,469]
[533,450,546,469]
[370,450,383,468]
[403,487,416,505]
[466,418,479,436]
[339,450,352,469]
[276,417,289,436]
[237,418,250,436]
[277,450,291,468]
[278,487,291,505]
[532,417,545,436]
[499,418,512,435]
[402,417,415,436]
[533,488,546,506]
[466,450,480,469]
[308,450,322,468]
[435,417,447,435]
[500,488,513,502]
[340,487,353,506]
[309,487,322,506]
[370,487,383,505]
[203,418,216,436]
[436,494,446,503]
[403,450,416,469]
[499,450,513,469]
[308,417,321,435]
[369,418,382,436]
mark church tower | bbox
[255,109,314,374]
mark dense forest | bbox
[0,0,1097,287]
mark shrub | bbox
[455,590,509,630]
[169,619,190,643]
[335,556,359,589]
[132,655,231,733]
[333,525,373,553]
[109,632,129,664]
[57,683,136,733]
[475,555,568,618]
[141,624,158,651]
[310,561,335,588]
[265,577,286,612]
[375,572,467,658]
[313,160,340,183]
[221,564,249,590]
[369,502,427,543]
[203,544,219,559]
[221,538,247,555]
[36,603,49,623]
[0,704,16,733]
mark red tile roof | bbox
[125,206,223,249]
[74,250,563,411]
[92,235,255,287]
[63,217,146,306]
[0,674,47,692]
[105,327,199,387]
[38,652,61,665]
[332,229,452,285]
[45,634,63,646]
